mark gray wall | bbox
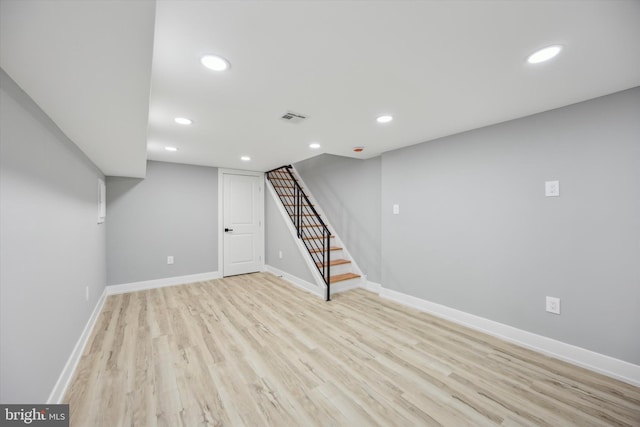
[281,88,640,365]
[295,155,382,282]
[106,161,218,285]
[265,190,316,283]
[381,87,640,364]
[0,69,106,402]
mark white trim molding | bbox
[265,265,323,298]
[363,280,382,294]
[379,287,640,387]
[48,287,108,403]
[264,266,363,297]
[107,271,222,295]
[331,278,363,294]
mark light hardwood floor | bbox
[65,272,640,426]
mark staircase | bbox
[266,165,360,300]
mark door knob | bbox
[224,228,234,232]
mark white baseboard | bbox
[379,287,640,387]
[363,280,382,294]
[265,265,323,298]
[50,271,637,407]
[48,287,108,404]
[332,278,363,294]
[265,265,365,297]
[106,271,222,295]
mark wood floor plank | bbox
[64,272,640,426]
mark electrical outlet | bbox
[279,250,283,259]
[393,204,400,214]
[167,256,174,265]
[546,296,560,314]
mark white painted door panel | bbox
[223,173,262,276]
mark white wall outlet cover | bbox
[393,204,400,214]
[545,180,560,197]
[546,296,561,314]
[167,256,174,265]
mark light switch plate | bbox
[545,180,560,197]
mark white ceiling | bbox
[2,1,640,177]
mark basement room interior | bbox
[1,1,639,425]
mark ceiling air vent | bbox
[280,111,307,124]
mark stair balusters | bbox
[266,165,332,301]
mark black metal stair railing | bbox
[266,165,332,301]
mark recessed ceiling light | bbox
[376,115,393,124]
[165,146,178,152]
[174,117,192,125]
[527,45,562,64]
[241,156,251,161]
[201,54,230,71]
[309,143,321,149]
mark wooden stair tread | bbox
[330,273,361,283]
[317,259,351,268]
[309,246,341,253]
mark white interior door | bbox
[223,172,263,276]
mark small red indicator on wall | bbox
[353,146,364,153]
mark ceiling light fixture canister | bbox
[527,45,562,64]
[201,54,230,71]
[174,117,192,125]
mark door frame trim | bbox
[218,168,265,277]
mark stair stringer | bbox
[288,165,365,293]
[266,179,327,297]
